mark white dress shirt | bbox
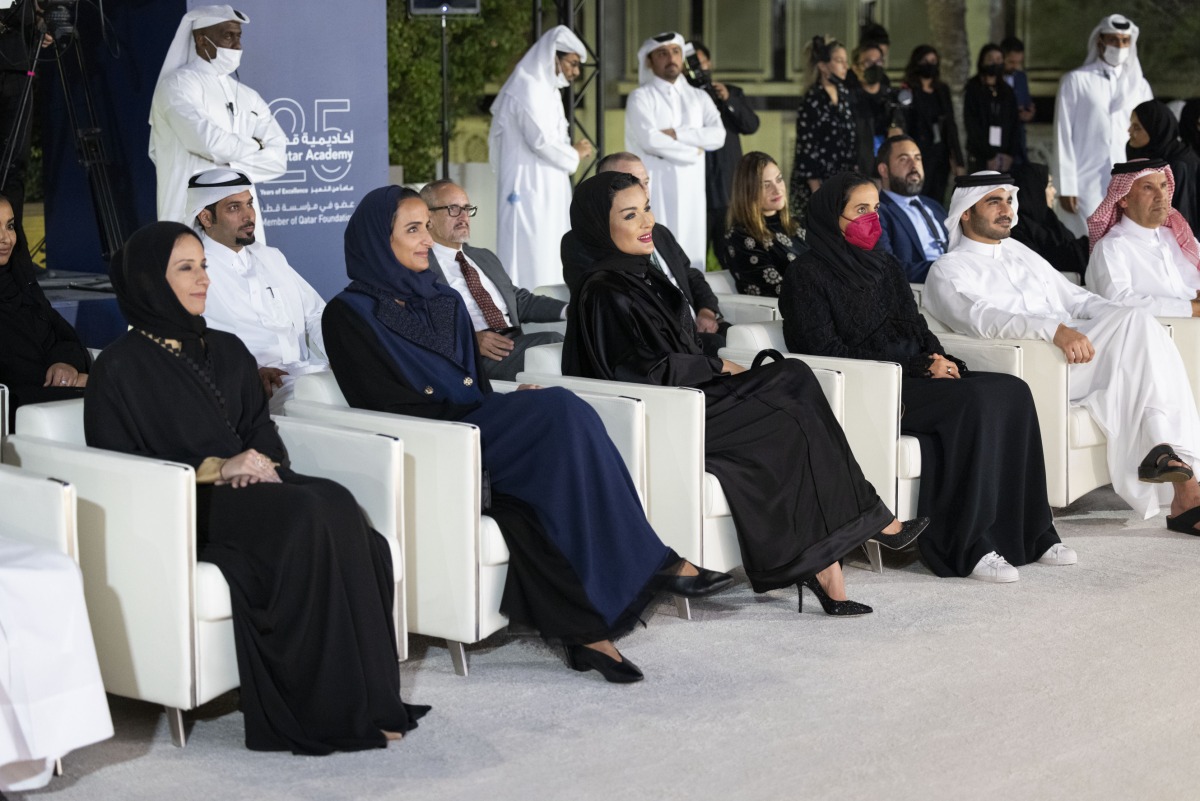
[1089,215,1200,317]
[431,242,513,331]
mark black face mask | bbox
[863,65,886,85]
[982,63,1004,77]
[916,62,939,80]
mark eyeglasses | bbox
[429,204,478,218]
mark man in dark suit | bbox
[570,152,727,355]
[421,179,567,381]
[875,135,951,283]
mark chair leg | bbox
[447,639,468,677]
[863,540,884,575]
[674,596,692,621]
[54,758,63,777]
[165,706,187,748]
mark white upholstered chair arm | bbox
[280,398,483,645]
[0,462,77,559]
[2,432,198,709]
[532,284,570,302]
[516,370,708,565]
[1159,317,1200,410]
[936,336,1023,377]
[273,417,408,659]
[714,295,780,323]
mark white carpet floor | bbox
[10,485,1200,801]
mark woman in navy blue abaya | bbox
[322,186,731,683]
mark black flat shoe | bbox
[799,578,872,617]
[564,645,644,683]
[874,517,929,551]
[1166,504,1200,536]
[660,565,735,598]
[1138,444,1193,483]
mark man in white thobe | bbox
[187,169,327,413]
[1054,13,1153,233]
[625,32,726,271]
[150,6,287,230]
[488,25,591,289]
[925,171,1200,526]
[1087,159,1200,316]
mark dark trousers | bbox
[479,329,563,382]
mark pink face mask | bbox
[842,211,882,250]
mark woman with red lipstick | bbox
[780,173,1070,581]
[0,195,91,429]
[562,170,928,616]
[720,151,810,296]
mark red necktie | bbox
[456,251,507,330]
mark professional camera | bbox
[682,42,720,103]
[42,0,77,40]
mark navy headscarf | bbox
[110,221,208,354]
[338,186,482,403]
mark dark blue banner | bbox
[187,0,388,299]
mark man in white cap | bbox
[625,32,725,271]
[1087,159,1200,316]
[150,6,286,230]
[187,168,327,412]
[1054,13,1153,232]
[924,172,1200,530]
[488,25,591,289]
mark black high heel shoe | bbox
[799,578,873,617]
[874,517,930,551]
[564,644,644,683]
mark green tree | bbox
[386,1,543,181]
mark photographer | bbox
[0,0,52,223]
[691,42,759,251]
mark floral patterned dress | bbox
[789,81,858,219]
[720,215,810,296]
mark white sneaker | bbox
[1037,543,1078,566]
[971,551,1019,583]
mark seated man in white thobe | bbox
[625,31,726,271]
[1087,159,1200,316]
[1054,13,1153,234]
[925,172,1200,532]
[419,179,566,382]
[187,169,327,412]
[150,5,287,228]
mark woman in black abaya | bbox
[562,170,926,616]
[1010,162,1090,278]
[780,172,1072,581]
[0,195,90,427]
[1127,99,1200,231]
[84,222,428,753]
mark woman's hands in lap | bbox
[928,354,960,379]
[218,448,282,489]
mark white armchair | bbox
[920,310,1110,507]
[719,320,1024,532]
[282,372,648,676]
[518,342,850,579]
[1,401,406,748]
[0,462,76,557]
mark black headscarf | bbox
[1180,98,1200,157]
[1127,99,1191,162]
[564,171,652,295]
[1010,162,1053,225]
[109,221,207,348]
[804,171,890,290]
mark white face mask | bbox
[1103,45,1130,67]
[205,37,242,75]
